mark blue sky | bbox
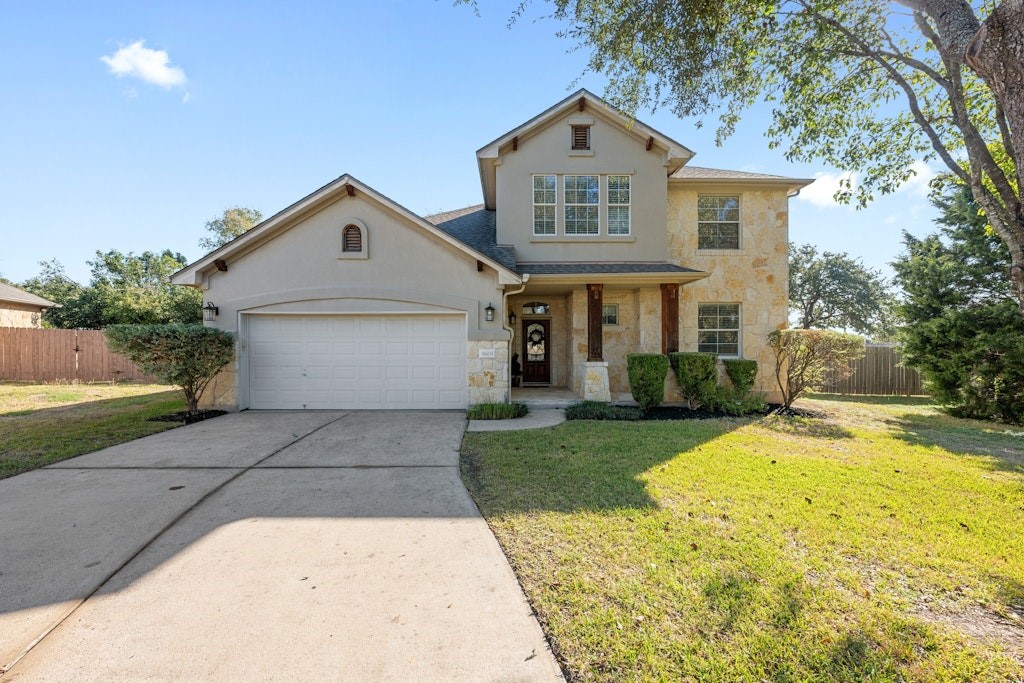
[0,1,940,286]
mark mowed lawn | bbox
[0,382,184,479]
[461,395,1024,682]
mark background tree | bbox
[488,0,1024,311]
[893,184,1024,423]
[88,250,201,325]
[199,207,262,251]
[19,260,98,328]
[789,243,894,335]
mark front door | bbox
[522,320,551,385]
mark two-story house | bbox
[172,90,811,410]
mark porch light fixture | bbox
[508,311,517,326]
[203,302,219,322]
[485,303,495,322]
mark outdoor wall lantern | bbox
[485,303,495,322]
[203,302,219,322]
[508,311,517,326]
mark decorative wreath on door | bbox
[528,329,544,343]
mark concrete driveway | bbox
[0,411,563,682]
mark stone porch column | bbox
[583,283,611,402]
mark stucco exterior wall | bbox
[669,185,790,401]
[494,109,669,262]
[199,192,511,410]
[0,304,44,328]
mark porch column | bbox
[581,283,611,402]
[661,283,679,354]
[587,283,603,360]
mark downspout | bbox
[501,274,529,402]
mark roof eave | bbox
[523,271,710,287]
[171,175,521,288]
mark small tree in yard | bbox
[768,330,865,409]
[106,324,234,417]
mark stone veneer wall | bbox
[668,187,789,402]
[199,362,237,410]
[467,339,511,405]
[0,305,43,328]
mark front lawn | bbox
[461,395,1024,682]
[0,382,185,479]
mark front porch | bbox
[511,386,637,409]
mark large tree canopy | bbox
[789,243,893,335]
[199,207,262,251]
[495,0,1023,310]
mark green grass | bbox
[0,383,185,479]
[461,394,1024,682]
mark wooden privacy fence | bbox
[820,342,926,396]
[0,328,157,382]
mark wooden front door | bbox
[522,320,551,385]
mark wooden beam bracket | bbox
[214,259,228,272]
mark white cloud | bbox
[797,171,858,208]
[896,160,937,197]
[101,40,187,89]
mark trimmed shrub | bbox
[106,324,235,416]
[565,401,643,421]
[669,352,720,409]
[627,353,670,411]
[768,329,865,408]
[466,402,528,420]
[723,359,758,396]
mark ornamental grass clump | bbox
[106,324,234,417]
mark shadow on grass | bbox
[758,414,855,440]
[889,411,1024,475]
[461,418,748,514]
[807,393,934,406]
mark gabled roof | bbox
[172,175,522,287]
[475,89,695,210]
[0,282,56,308]
[426,205,517,272]
[670,165,814,194]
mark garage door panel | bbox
[248,314,467,410]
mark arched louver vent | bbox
[342,225,362,252]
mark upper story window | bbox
[607,175,630,235]
[698,195,740,249]
[564,175,600,235]
[698,303,740,356]
[571,124,591,151]
[533,175,557,235]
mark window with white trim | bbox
[564,175,600,235]
[533,175,556,235]
[602,304,619,325]
[607,175,630,235]
[698,195,740,249]
[698,303,740,356]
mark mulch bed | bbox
[150,410,228,425]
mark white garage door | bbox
[247,314,467,409]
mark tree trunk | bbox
[964,0,1024,312]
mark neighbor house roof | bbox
[670,165,814,195]
[0,282,56,309]
[172,175,522,288]
[476,89,695,210]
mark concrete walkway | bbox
[467,408,566,432]
[0,411,563,682]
